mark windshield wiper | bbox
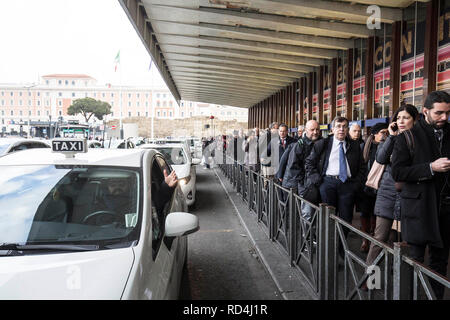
[0,243,99,252]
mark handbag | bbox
[365,160,385,190]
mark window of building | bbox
[10,110,13,116]
[169,111,172,117]
[19,111,23,116]
[46,92,49,97]
[65,80,68,85]
[37,92,40,97]
[58,92,62,97]
[163,101,167,107]
[157,111,160,117]
[58,101,61,106]
[181,112,184,117]
[137,112,140,116]
[128,111,131,117]
[163,111,166,117]
[157,101,160,107]
[136,93,140,98]
[19,92,22,97]
[37,101,41,106]
[102,93,105,98]
[46,80,49,85]
[29,111,31,116]
[37,110,40,116]
[156,93,160,98]
[10,92,13,96]
[72,81,75,85]
[19,100,22,106]
[137,102,140,107]
[59,110,62,116]
[72,92,75,97]
[111,93,114,97]
[58,80,62,85]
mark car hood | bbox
[0,248,134,299]
[172,164,190,179]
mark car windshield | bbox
[0,143,11,156]
[0,165,141,248]
[155,147,186,165]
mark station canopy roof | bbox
[119,0,427,108]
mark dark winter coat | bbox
[373,135,401,220]
[391,118,450,248]
[305,136,367,189]
[277,135,320,189]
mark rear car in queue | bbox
[0,138,199,299]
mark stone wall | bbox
[106,116,248,138]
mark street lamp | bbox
[48,114,52,139]
[209,115,215,137]
[24,83,38,138]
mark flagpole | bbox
[119,61,123,140]
[150,60,154,139]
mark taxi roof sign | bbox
[52,138,87,158]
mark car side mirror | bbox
[191,158,201,165]
[165,212,199,237]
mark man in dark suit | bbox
[305,116,366,227]
[261,123,295,180]
[391,90,450,299]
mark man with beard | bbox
[391,90,450,299]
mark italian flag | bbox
[114,50,120,72]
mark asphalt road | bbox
[179,166,282,300]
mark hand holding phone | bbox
[389,122,398,135]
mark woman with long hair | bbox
[365,104,419,267]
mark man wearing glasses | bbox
[305,116,367,249]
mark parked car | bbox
[104,138,135,149]
[139,142,201,207]
[0,139,199,299]
[0,137,50,157]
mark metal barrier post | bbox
[288,188,295,267]
[322,205,336,300]
[393,242,413,300]
[269,179,275,240]
[248,170,253,210]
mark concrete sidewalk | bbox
[213,166,317,300]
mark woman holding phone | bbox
[364,104,419,272]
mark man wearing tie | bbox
[262,123,295,180]
[305,116,366,227]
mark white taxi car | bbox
[0,137,50,156]
[139,142,200,207]
[0,138,199,299]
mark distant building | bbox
[0,74,247,135]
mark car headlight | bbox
[179,175,191,186]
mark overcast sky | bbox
[0,0,167,88]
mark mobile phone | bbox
[392,123,398,132]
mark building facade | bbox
[0,74,247,135]
[248,0,450,133]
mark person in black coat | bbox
[391,90,450,299]
[261,123,295,180]
[356,122,388,252]
[305,116,366,230]
[365,105,418,268]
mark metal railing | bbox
[217,158,450,300]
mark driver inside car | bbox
[84,178,133,225]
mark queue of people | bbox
[218,90,449,298]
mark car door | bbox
[154,156,186,299]
[147,156,184,299]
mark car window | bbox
[150,156,175,259]
[155,147,186,165]
[0,165,141,248]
